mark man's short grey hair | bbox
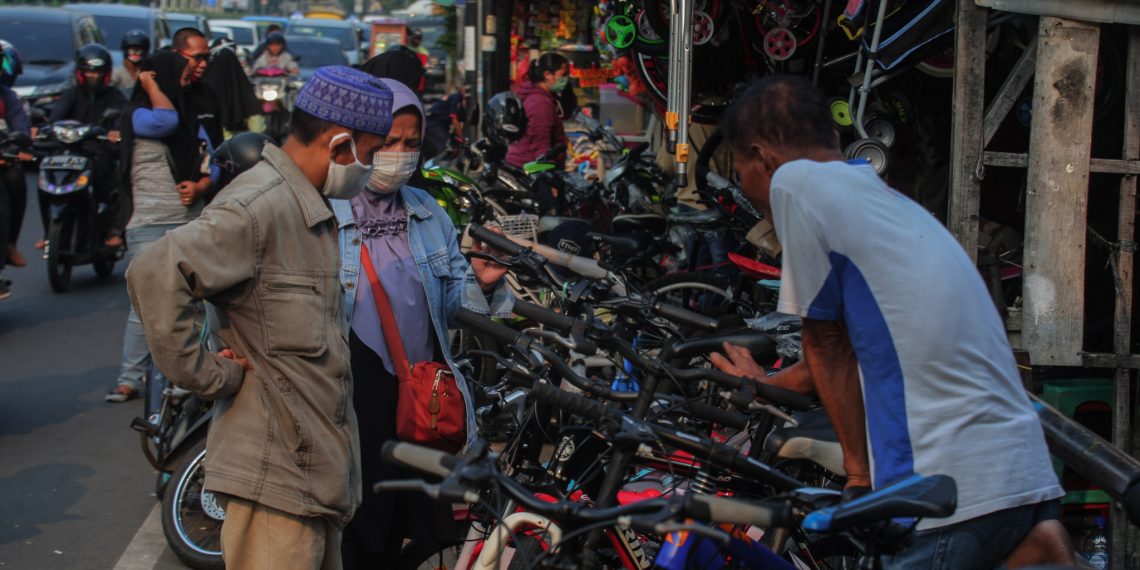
[721,75,839,154]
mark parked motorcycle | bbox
[33,111,124,292]
[252,67,301,142]
[130,308,222,570]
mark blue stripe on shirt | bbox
[133,108,219,184]
[811,252,915,488]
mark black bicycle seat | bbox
[587,231,653,258]
[611,213,667,234]
[664,331,777,362]
[802,474,957,533]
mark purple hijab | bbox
[350,79,429,374]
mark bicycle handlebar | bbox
[514,299,579,335]
[380,441,459,478]
[651,301,720,332]
[468,223,527,257]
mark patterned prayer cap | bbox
[294,65,394,136]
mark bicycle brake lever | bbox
[746,402,798,426]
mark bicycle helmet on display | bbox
[212,132,273,191]
[121,29,150,62]
[0,40,23,87]
[483,91,527,146]
[75,44,113,86]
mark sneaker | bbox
[105,384,139,403]
[0,279,11,301]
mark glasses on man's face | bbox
[180,51,210,64]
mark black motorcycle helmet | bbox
[121,29,150,61]
[75,43,113,87]
[212,132,273,192]
[483,91,527,147]
[0,39,22,87]
[266,31,286,47]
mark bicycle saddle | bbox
[802,474,957,533]
[587,231,654,258]
[611,213,667,234]
[537,216,591,235]
[765,408,844,475]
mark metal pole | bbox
[665,0,683,154]
[853,0,891,139]
[670,0,694,186]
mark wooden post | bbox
[1022,17,1099,367]
[947,0,988,262]
[1116,26,1140,570]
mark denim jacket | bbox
[332,185,512,448]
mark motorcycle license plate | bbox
[41,155,88,170]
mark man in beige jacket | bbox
[128,66,394,570]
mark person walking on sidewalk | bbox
[128,66,394,570]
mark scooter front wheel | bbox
[161,436,224,570]
[46,217,74,292]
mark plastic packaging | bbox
[1082,517,1109,569]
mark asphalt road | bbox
[0,176,186,569]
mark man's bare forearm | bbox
[803,318,871,488]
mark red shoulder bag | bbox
[360,242,466,452]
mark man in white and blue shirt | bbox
[710,75,1072,569]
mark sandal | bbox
[6,246,26,268]
[104,384,139,403]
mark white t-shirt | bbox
[771,159,1063,529]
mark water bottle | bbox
[1083,516,1109,569]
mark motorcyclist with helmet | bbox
[47,43,127,247]
[112,30,149,92]
[251,32,299,76]
[0,39,33,294]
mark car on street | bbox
[210,26,235,43]
[0,7,103,122]
[64,3,168,67]
[243,15,289,38]
[285,18,361,66]
[285,35,349,81]
[208,18,260,52]
[165,12,211,37]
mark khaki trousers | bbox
[220,495,342,570]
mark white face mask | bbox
[322,132,373,200]
[367,151,420,194]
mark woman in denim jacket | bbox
[331,78,511,569]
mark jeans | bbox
[883,499,1061,570]
[115,223,183,392]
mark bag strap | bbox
[360,241,413,382]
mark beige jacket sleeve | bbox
[126,201,256,400]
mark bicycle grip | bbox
[513,300,578,334]
[683,494,791,528]
[754,382,813,412]
[380,441,459,478]
[652,301,720,332]
[456,308,524,347]
[468,223,526,257]
[688,401,749,430]
[530,381,612,421]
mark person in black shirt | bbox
[47,44,126,246]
